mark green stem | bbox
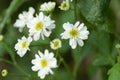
[1,42,16,64]
[74,0,77,21]
[58,52,74,80]
[0,57,30,78]
[0,58,13,65]
[0,0,24,33]
[14,63,31,78]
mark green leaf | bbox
[108,63,120,80]
[92,54,112,66]
[78,0,110,24]
[77,0,115,33]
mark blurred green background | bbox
[0,0,120,80]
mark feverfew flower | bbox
[31,49,57,79]
[59,0,70,11]
[14,7,35,32]
[15,36,32,57]
[61,21,89,49]
[40,2,56,12]
[28,12,55,41]
[50,39,62,50]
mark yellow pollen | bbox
[35,21,43,31]
[41,58,48,68]
[69,29,79,37]
[54,41,59,47]
[62,2,67,8]
[22,41,27,48]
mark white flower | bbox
[15,36,32,57]
[40,2,56,12]
[27,12,55,41]
[61,21,89,49]
[50,39,62,50]
[14,7,35,32]
[59,0,70,11]
[31,49,57,79]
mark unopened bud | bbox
[1,69,8,77]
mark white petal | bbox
[78,23,84,30]
[63,22,72,30]
[60,32,70,39]
[77,39,84,47]
[69,38,77,49]
[38,70,46,79]
[38,51,44,57]
[31,65,40,71]
[74,21,80,28]
[33,33,40,41]
[43,29,51,37]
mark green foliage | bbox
[0,0,120,80]
[108,56,120,80]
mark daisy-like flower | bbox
[14,7,35,32]
[59,0,70,11]
[50,39,62,50]
[40,2,56,12]
[61,21,89,49]
[15,36,32,57]
[27,12,55,41]
[31,49,57,79]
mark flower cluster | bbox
[14,1,89,79]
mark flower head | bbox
[40,2,56,12]
[50,39,62,50]
[59,0,70,11]
[115,44,120,49]
[15,36,32,57]
[14,7,35,32]
[31,49,57,79]
[1,69,8,77]
[0,34,3,41]
[61,21,89,49]
[28,12,55,41]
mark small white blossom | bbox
[14,7,35,32]
[40,2,56,12]
[50,39,62,50]
[61,21,89,49]
[59,0,70,11]
[15,36,32,57]
[27,12,55,41]
[31,49,57,79]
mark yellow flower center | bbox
[54,41,59,48]
[41,58,48,68]
[35,21,44,31]
[69,29,79,38]
[22,41,27,48]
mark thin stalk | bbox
[74,0,77,21]
[0,58,13,65]
[13,63,31,78]
[58,52,74,80]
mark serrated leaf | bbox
[108,63,120,80]
[78,0,110,24]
